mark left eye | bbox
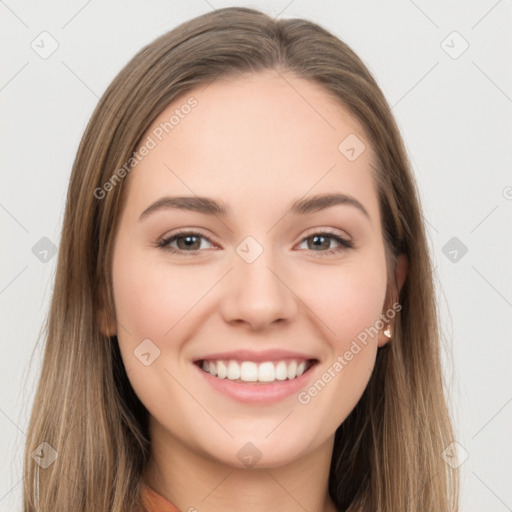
[296,232,353,256]
[156,230,353,256]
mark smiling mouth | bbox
[194,358,318,384]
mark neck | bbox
[142,417,338,512]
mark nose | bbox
[219,247,297,332]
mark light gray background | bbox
[1,1,511,510]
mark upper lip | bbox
[193,349,318,363]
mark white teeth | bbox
[258,362,275,382]
[227,360,240,380]
[287,360,297,379]
[217,360,227,379]
[241,361,258,382]
[275,361,288,381]
[199,358,313,382]
[296,361,306,376]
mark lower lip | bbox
[193,361,318,404]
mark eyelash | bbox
[156,229,354,257]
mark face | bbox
[107,69,396,469]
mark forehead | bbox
[124,69,379,225]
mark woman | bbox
[23,6,459,511]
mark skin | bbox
[103,68,407,512]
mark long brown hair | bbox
[23,7,459,511]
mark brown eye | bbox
[297,232,353,257]
[157,231,215,254]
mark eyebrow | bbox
[138,193,370,221]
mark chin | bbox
[200,432,315,470]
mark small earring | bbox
[383,326,392,339]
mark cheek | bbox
[292,258,387,428]
[112,248,206,343]
[295,255,387,347]
[110,245,205,412]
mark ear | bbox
[378,253,408,347]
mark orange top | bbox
[140,482,180,512]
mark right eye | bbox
[156,230,217,255]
